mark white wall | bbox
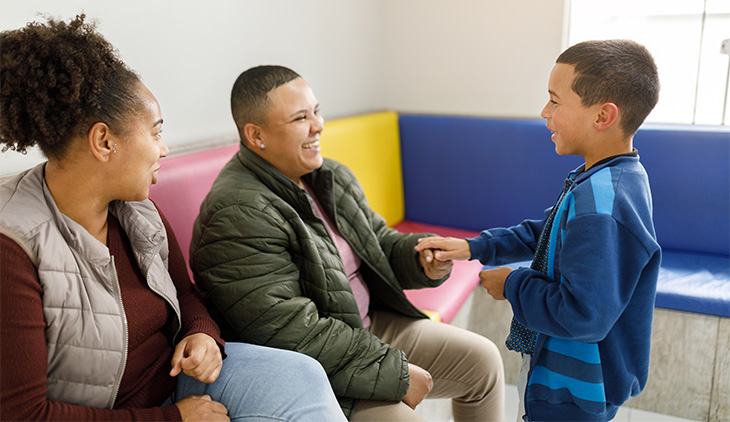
[0,0,564,176]
[378,0,565,118]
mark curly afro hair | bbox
[1,14,142,160]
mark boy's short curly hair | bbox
[557,39,660,136]
[0,14,141,160]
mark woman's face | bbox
[257,77,324,186]
[112,83,168,201]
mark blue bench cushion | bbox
[656,251,730,318]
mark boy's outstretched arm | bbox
[415,216,545,265]
[415,237,471,261]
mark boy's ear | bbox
[242,123,264,150]
[594,102,619,132]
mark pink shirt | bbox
[304,184,371,329]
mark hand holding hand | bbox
[170,333,222,384]
[479,266,514,300]
[417,246,453,280]
[415,237,471,261]
[402,363,433,409]
[176,395,229,421]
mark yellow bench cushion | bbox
[319,111,404,227]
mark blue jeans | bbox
[165,342,346,421]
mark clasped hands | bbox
[416,237,454,280]
[415,237,514,300]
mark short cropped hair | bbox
[0,14,142,160]
[557,39,659,136]
[230,65,301,134]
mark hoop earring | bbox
[113,143,117,153]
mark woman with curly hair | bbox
[0,15,346,421]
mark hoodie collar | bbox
[572,148,639,183]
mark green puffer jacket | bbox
[190,146,447,418]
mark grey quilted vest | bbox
[0,163,181,409]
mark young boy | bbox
[416,39,662,421]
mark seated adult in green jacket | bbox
[190,65,505,421]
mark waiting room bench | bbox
[149,111,730,421]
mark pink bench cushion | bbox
[149,144,239,280]
[395,221,484,324]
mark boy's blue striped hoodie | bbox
[468,153,661,421]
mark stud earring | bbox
[260,143,265,150]
[113,143,117,153]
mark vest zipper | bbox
[145,242,182,343]
[108,256,128,409]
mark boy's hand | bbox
[415,237,471,261]
[479,267,514,300]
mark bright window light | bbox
[568,0,730,126]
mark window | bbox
[568,0,730,126]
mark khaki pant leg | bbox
[351,399,427,422]
[366,310,505,422]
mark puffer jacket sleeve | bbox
[372,212,446,290]
[191,203,410,403]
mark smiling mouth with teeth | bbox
[302,140,320,150]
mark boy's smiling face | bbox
[541,63,602,160]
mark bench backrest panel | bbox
[634,124,729,256]
[399,114,730,257]
[149,144,239,275]
[400,114,582,230]
[319,111,404,226]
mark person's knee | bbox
[285,350,329,379]
[460,335,504,400]
[258,347,329,380]
[475,336,503,368]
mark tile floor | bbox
[416,384,701,422]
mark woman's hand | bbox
[402,363,433,409]
[415,237,471,261]
[176,395,229,421]
[170,333,223,384]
